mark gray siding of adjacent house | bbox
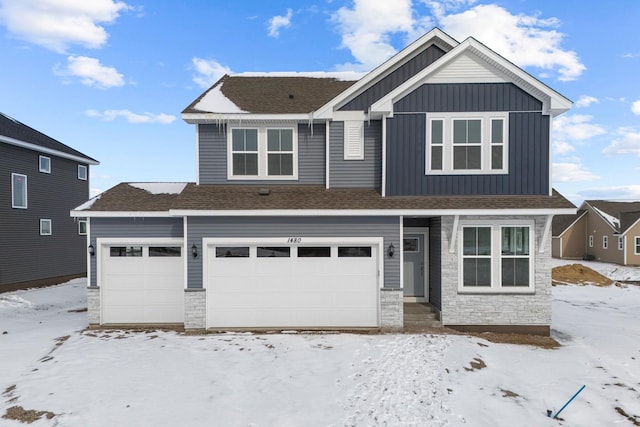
[0,143,89,289]
[340,44,447,111]
[89,217,183,286]
[198,123,325,185]
[386,83,549,196]
[186,216,400,290]
[329,121,382,188]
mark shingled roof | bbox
[0,112,98,163]
[586,200,640,233]
[552,210,586,237]
[76,183,575,213]
[183,75,357,115]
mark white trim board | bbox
[1,135,99,165]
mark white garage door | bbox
[206,241,379,328]
[101,242,184,324]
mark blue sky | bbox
[1,0,639,205]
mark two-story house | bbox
[72,28,575,335]
[1,112,98,292]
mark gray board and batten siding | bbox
[1,142,88,288]
[329,121,382,189]
[339,44,447,112]
[198,123,325,185]
[386,83,549,196]
[186,216,400,290]
[89,217,184,287]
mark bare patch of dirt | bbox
[615,406,640,426]
[2,385,16,396]
[464,357,486,371]
[468,332,561,349]
[67,307,87,313]
[2,406,56,424]
[501,389,520,398]
[552,263,614,286]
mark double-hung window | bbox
[428,112,508,174]
[11,173,27,209]
[228,126,297,179]
[459,221,533,292]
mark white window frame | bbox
[78,219,87,235]
[458,220,534,293]
[344,120,364,160]
[603,235,608,249]
[426,112,508,175]
[40,219,52,236]
[78,165,87,180]
[227,125,298,180]
[635,236,640,255]
[588,235,593,248]
[11,173,27,209]
[39,155,51,174]
[618,236,623,251]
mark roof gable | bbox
[552,210,586,237]
[0,112,98,164]
[585,200,640,233]
[370,37,572,118]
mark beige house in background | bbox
[552,200,640,266]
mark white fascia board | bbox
[621,217,640,237]
[370,38,572,118]
[170,208,577,217]
[313,28,459,120]
[584,203,619,232]
[182,113,311,124]
[555,210,587,238]
[70,210,172,218]
[1,135,99,165]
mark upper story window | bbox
[228,126,297,180]
[618,236,623,251]
[39,156,51,173]
[78,165,88,180]
[588,235,593,247]
[11,173,27,209]
[635,237,640,255]
[78,219,87,235]
[427,112,508,175]
[603,235,608,249]
[40,219,52,236]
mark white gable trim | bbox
[370,38,572,118]
[313,28,459,120]
[1,135,99,165]
[182,113,312,124]
[554,210,587,238]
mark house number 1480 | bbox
[287,237,302,243]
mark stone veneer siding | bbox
[440,215,552,326]
[380,289,403,329]
[184,289,206,330]
[87,287,100,325]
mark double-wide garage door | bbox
[206,241,379,328]
[101,242,184,324]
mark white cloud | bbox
[552,162,599,182]
[603,128,640,156]
[191,57,232,89]
[631,100,640,116]
[0,0,130,53]
[85,109,176,124]
[575,95,599,108]
[332,0,431,71]
[578,185,640,200]
[268,8,293,38]
[430,3,585,81]
[55,55,124,88]
[552,114,606,154]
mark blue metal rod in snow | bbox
[552,385,586,419]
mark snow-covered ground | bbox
[1,263,639,426]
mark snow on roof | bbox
[232,71,366,81]
[193,85,247,114]
[593,206,620,229]
[74,194,101,211]
[129,182,187,195]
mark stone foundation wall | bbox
[380,288,403,329]
[87,286,100,325]
[184,289,206,330]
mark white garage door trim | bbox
[203,236,383,328]
[97,237,185,324]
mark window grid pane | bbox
[462,227,492,287]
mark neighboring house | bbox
[1,112,98,292]
[553,200,640,266]
[72,28,575,335]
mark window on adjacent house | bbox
[635,237,640,255]
[11,173,27,209]
[78,165,87,180]
[78,220,87,235]
[603,236,608,249]
[228,126,297,179]
[40,219,52,236]
[427,113,508,174]
[618,236,623,251]
[588,235,593,248]
[39,156,51,173]
[344,120,364,160]
[460,222,533,292]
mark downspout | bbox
[325,120,330,189]
[195,124,200,186]
[382,114,387,197]
[548,116,553,196]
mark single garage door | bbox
[101,243,184,324]
[206,242,379,328]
